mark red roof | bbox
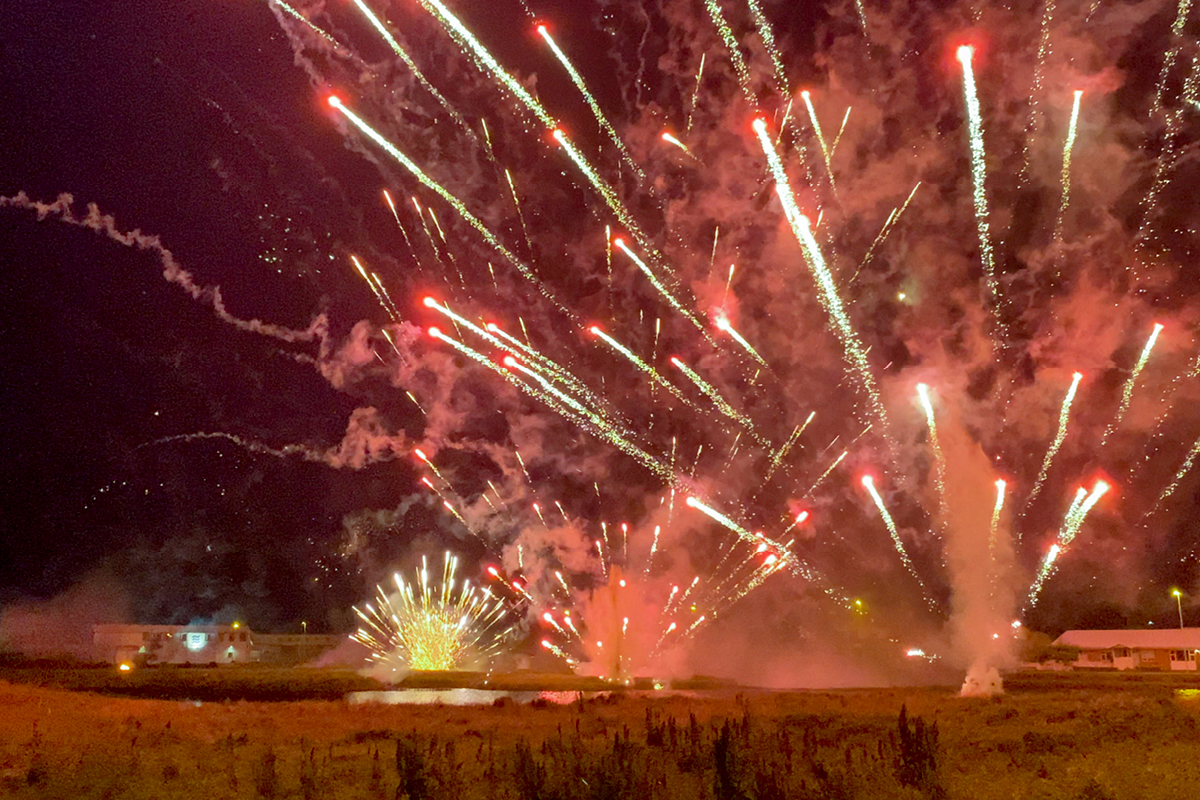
[1054,628,1200,650]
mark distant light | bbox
[898,292,906,300]
[118,663,132,672]
[956,45,973,63]
[232,622,240,629]
[906,648,925,658]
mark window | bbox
[1113,647,1130,658]
[1171,650,1195,662]
[240,632,247,642]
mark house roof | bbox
[1055,628,1200,650]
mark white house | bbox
[93,623,255,666]
[92,624,343,666]
[1054,628,1200,671]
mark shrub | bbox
[895,705,945,799]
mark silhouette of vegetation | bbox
[0,674,1197,798]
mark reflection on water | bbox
[347,688,703,705]
[347,689,592,706]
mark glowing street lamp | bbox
[1173,589,1184,629]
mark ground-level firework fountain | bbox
[352,553,514,675]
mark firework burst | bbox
[352,553,514,673]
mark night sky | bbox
[3,0,1200,682]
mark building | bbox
[1053,628,1200,671]
[92,624,343,666]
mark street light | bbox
[1173,590,1184,629]
[301,621,308,635]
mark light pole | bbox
[1173,590,1184,629]
[301,620,307,636]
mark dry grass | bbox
[0,672,1198,798]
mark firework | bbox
[613,238,708,337]
[1145,434,1200,519]
[715,316,767,366]
[806,449,847,496]
[752,118,888,434]
[536,24,644,182]
[347,0,472,136]
[701,0,755,104]
[661,131,692,155]
[1026,481,1109,608]
[1102,323,1164,444]
[268,0,342,49]
[1025,372,1084,514]
[589,325,688,404]
[957,45,1005,344]
[861,476,934,607]
[327,97,569,315]
[801,91,837,192]
[765,412,815,481]
[989,479,1006,552]
[855,182,920,280]
[916,384,947,523]
[1052,90,1084,267]
[670,356,761,438]
[352,553,513,672]
[1022,0,1058,182]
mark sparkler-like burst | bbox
[497,514,791,680]
[352,553,514,672]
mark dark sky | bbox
[2,0,1200,682]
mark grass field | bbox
[2,669,1200,799]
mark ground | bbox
[1,667,1199,799]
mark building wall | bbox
[1072,647,1198,672]
[92,625,343,666]
[93,625,254,666]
